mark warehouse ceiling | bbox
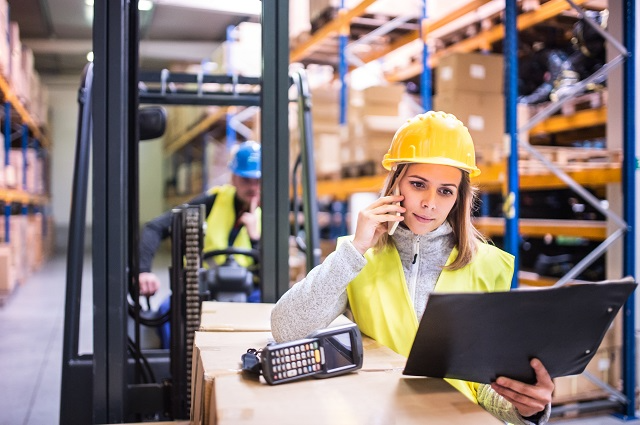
[7,0,610,80]
[7,0,260,77]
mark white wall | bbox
[45,75,87,251]
[43,74,166,250]
[138,136,166,223]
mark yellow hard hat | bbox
[381,111,481,177]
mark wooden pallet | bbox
[316,170,343,181]
[528,90,607,117]
[340,160,378,179]
[519,146,621,164]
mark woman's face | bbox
[397,163,462,235]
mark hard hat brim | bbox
[382,157,481,178]
[234,170,262,179]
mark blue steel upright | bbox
[339,1,348,126]
[504,0,520,288]
[621,0,637,419]
[420,0,431,112]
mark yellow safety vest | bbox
[343,237,514,403]
[204,184,261,268]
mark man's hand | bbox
[138,272,161,296]
[238,195,260,240]
[490,358,554,418]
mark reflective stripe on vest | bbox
[343,237,514,402]
[204,184,261,268]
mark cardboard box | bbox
[553,344,621,404]
[191,331,274,425]
[0,242,16,295]
[436,52,504,94]
[190,302,501,424]
[0,0,9,78]
[192,330,499,425]
[9,22,23,99]
[433,91,505,162]
[192,311,355,425]
[210,22,261,77]
[212,368,500,425]
[199,301,275,332]
[361,84,406,105]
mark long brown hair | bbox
[374,163,485,270]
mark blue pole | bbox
[420,0,431,112]
[4,103,10,167]
[338,1,348,126]
[4,204,9,243]
[22,123,27,190]
[504,0,519,288]
[226,25,237,149]
[621,0,637,418]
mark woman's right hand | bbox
[351,194,405,255]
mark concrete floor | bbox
[0,252,638,425]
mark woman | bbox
[271,111,553,424]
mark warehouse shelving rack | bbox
[0,75,49,207]
[294,0,637,419]
[0,67,51,305]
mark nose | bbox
[421,189,436,210]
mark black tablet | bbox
[403,278,636,384]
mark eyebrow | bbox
[407,174,459,189]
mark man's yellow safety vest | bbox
[204,184,261,268]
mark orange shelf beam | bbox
[290,0,377,63]
[0,74,49,148]
[0,188,48,205]
[386,0,589,82]
[473,216,607,241]
[358,0,493,65]
[316,162,620,200]
[164,107,227,157]
[529,107,607,136]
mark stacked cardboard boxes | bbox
[433,52,505,164]
[296,83,408,180]
[190,302,501,424]
[210,22,261,78]
[307,86,342,178]
[347,84,407,176]
[0,214,27,297]
[0,0,8,77]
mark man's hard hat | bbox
[229,140,261,179]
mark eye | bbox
[440,187,455,196]
[410,180,425,189]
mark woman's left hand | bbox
[490,358,554,418]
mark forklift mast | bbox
[60,1,322,423]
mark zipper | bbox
[408,236,420,303]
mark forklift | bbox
[60,1,320,423]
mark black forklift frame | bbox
[60,0,295,423]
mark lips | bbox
[413,214,434,223]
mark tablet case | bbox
[403,277,637,385]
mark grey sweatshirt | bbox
[270,222,550,425]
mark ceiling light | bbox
[154,0,260,16]
[138,0,153,11]
[86,0,152,11]
[87,51,94,62]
